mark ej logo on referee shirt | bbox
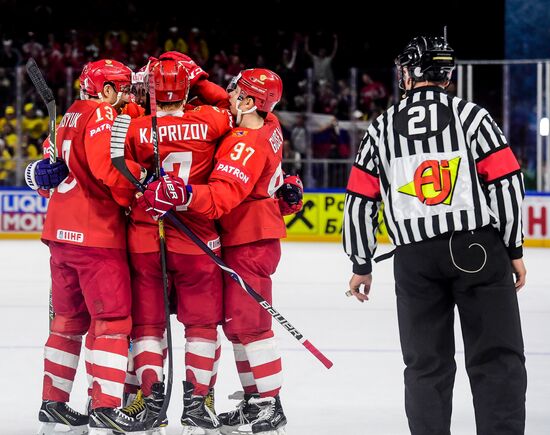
[398,157,461,206]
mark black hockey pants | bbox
[394,226,527,435]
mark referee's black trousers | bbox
[394,226,527,435]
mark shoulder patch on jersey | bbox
[232,130,248,137]
[192,106,202,112]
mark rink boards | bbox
[1,187,549,247]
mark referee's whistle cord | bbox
[448,231,487,274]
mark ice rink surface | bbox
[1,239,549,435]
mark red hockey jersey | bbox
[189,112,287,247]
[42,100,142,248]
[125,105,233,254]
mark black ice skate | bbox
[217,391,260,435]
[38,400,88,435]
[180,381,222,434]
[88,407,145,434]
[142,382,168,435]
[234,395,286,435]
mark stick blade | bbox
[110,114,132,159]
[26,58,55,104]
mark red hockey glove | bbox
[191,80,230,108]
[277,174,304,216]
[122,101,145,119]
[136,174,190,220]
[159,51,209,87]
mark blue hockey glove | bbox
[25,158,69,191]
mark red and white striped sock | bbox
[232,343,258,395]
[133,336,164,397]
[209,332,221,389]
[185,327,217,396]
[84,332,95,400]
[42,333,83,402]
[91,335,129,408]
[124,341,139,398]
[243,331,282,398]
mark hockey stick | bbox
[147,70,174,425]
[26,58,57,164]
[110,115,333,370]
[25,58,56,326]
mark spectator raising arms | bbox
[305,33,338,89]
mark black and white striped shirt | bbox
[343,86,524,274]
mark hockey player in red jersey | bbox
[123,58,234,433]
[33,59,147,434]
[159,50,229,109]
[139,68,290,435]
[117,53,230,421]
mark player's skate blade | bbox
[88,429,150,435]
[38,422,88,435]
[226,428,286,435]
[181,427,221,435]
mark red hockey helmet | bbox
[80,59,132,98]
[149,59,190,103]
[228,68,283,112]
[159,51,189,62]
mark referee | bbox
[343,34,527,435]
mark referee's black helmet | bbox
[395,36,455,88]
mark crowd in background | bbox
[0,24,396,187]
[1,17,537,190]
[0,25,395,114]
